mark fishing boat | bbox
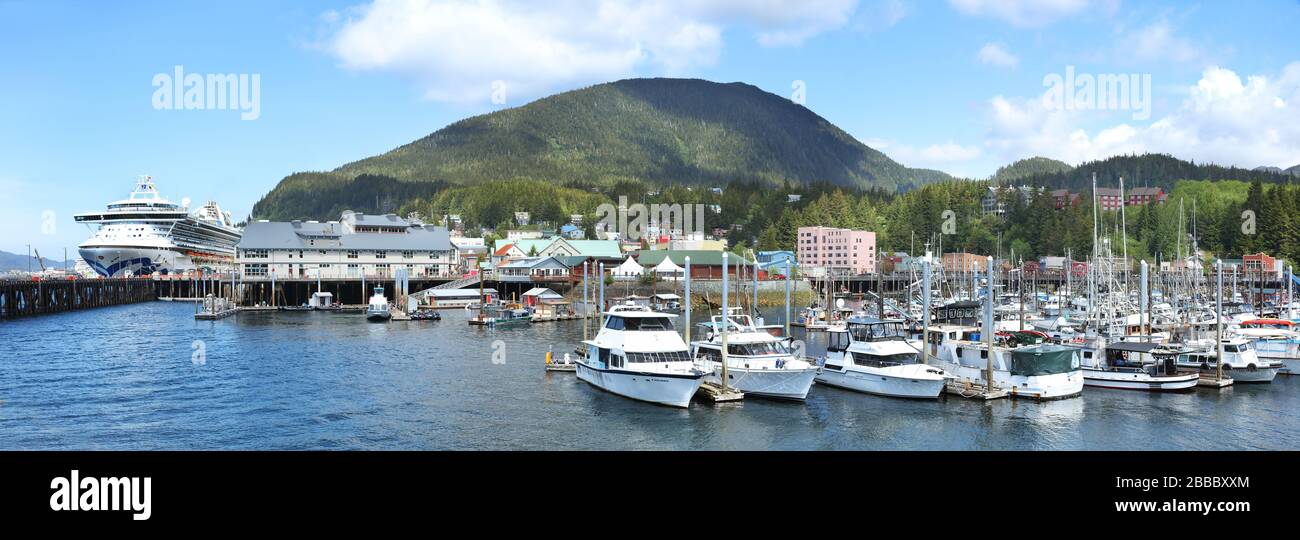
[1177,338,1280,383]
[575,302,708,408]
[1074,340,1199,391]
[366,286,391,322]
[690,309,819,400]
[817,317,947,399]
[1234,319,1300,374]
[922,324,1084,400]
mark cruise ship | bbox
[75,176,242,277]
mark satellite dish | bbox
[181,197,191,209]
[835,298,845,309]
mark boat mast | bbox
[1119,175,1128,293]
[1216,259,1224,382]
[721,252,731,392]
[984,256,995,389]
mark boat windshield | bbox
[626,350,692,363]
[605,316,675,331]
[848,322,905,342]
[726,341,791,357]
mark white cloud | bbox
[326,0,860,102]
[864,138,983,175]
[977,42,1018,68]
[851,0,909,33]
[983,63,1300,170]
[1116,18,1201,64]
[948,0,1104,27]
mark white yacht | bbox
[1177,338,1279,383]
[817,317,947,399]
[1073,340,1200,392]
[1234,319,1300,374]
[576,302,708,408]
[366,286,391,322]
[921,324,1084,400]
[75,176,241,277]
[691,309,819,400]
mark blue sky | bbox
[2,0,1299,256]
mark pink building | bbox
[796,226,877,274]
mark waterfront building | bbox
[941,252,990,273]
[521,287,564,307]
[418,287,498,308]
[633,250,756,279]
[796,226,877,274]
[237,211,456,280]
[496,256,575,283]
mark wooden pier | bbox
[696,382,744,402]
[943,379,1010,400]
[0,277,156,320]
[1197,375,1234,388]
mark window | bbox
[375,251,387,259]
[244,249,268,258]
[347,250,359,259]
[727,342,791,356]
[626,351,693,363]
[244,263,268,276]
[604,316,675,331]
[402,251,414,259]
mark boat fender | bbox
[545,351,552,364]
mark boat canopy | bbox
[1009,345,1078,377]
[1241,319,1294,327]
[1105,341,1161,353]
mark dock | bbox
[194,295,239,320]
[1197,375,1234,388]
[1,277,156,320]
[194,307,239,320]
[696,382,744,402]
[390,308,410,321]
[943,379,1010,400]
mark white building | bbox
[237,211,456,280]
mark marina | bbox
[3,301,1299,450]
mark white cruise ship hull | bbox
[1082,368,1199,391]
[815,363,945,399]
[78,246,189,277]
[576,361,704,408]
[703,365,818,400]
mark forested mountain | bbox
[993,157,1073,183]
[1013,154,1294,192]
[252,78,951,221]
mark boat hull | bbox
[366,311,391,322]
[78,246,187,277]
[1082,369,1199,392]
[1257,355,1300,375]
[1220,366,1278,383]
[815,363,945,399]
[575,361,704,408]
[941,363,1083,400]
[705,366,818,400]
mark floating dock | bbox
[943,379,1010,400]
[194,307,239,320]
[696,382,744,402]
[1197,375,1234,388]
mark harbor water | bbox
[2,302,1297,450]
